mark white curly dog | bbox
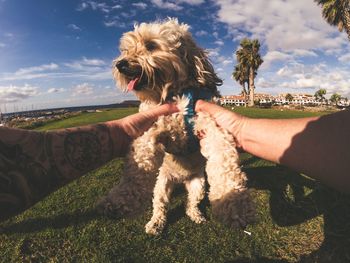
[97,18,255,235]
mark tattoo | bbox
[64,131,102,171]
[0,136,50,221]
[42,124,115,181]
[0,123,116,221]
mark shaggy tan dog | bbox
[97,18,255,235]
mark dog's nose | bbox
[115,59,129,71]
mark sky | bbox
[0,0,349,112]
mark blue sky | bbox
[0,0,349,112]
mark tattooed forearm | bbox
[0,122,131,221]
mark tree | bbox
[315,89,327,102]
[232,64,248,97]
[315,0,350,41]
[285,93,294,102]
[235,38,263,107]
[330,93,341,104]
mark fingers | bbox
[118,103,179,139]
[142,103,179,121]
[195,100,223,115]
[194,100,246,148]
[195,100,233,120]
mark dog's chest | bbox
[162,151,206,181]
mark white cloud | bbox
[214,40,225,46]
[207,47,220,59]
[16,63,59,75]
[151,0,183,11]
[292,49,318,57]
[151,0,204,11]
[195,30,208,37]
[77,1,111,13]
[112,4,122,9]
[0,84,39,103]
[72,83,94,96]
[256,77,277,89]
[64,57,106,70]
[338,53,350,64]
[272,63,350,97]
[0,58,111,82]
[217,56,233,66]
[4,32,14,38]
[104,20,127,28]
[132,2,147,9]
[77,2,88,11]
[0,42,5,48]
[214,0,349,56]
[262,51,293,68]
[0,63,59,81]
[47,88,66,93]
[68,24,81,31]
[180,0,205,3]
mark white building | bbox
[220,93,339,107]
[220,95,247,106]
[337,98,350,107]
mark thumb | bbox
[141,103,179,122]
[195,100,230,120]
[120,103,179,139]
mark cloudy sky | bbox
[0,0,349,112]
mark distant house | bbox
[219,95,247,106]
[254,93,274,105]
[0,112,4,126]
[219,93,337,107]
[337,98,350,108]
[289,94,320,106]
[274,96,289,105]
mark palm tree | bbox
[235,38,263,107]
[315,88,327,102]
[330,93,341,104]
[232,64,248,97]
[285,93,294,102]
[315,0,350,41]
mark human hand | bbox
[195,100,247,148]
[115,103,179,139]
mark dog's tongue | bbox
[127,77,139,91]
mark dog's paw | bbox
[145,218,166,235]
[211,189,255,229]
[186,208,206,224]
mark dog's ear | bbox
[180,34,222,94]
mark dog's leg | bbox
[184,175,206,224]
[145,168,174,235]
[194,112,255,228]
[96,125,165,218]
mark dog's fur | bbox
[96,18,255,235]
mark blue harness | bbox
[178,88,214,154]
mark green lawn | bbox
[1,107,349,262]
[35,108,138,131]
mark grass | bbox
[35,108,138,131]
[231,106,332,119]
[1,107,350,262]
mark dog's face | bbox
[113,18,221,103]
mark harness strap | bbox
[181,88,214,153]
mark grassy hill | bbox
[1,107,349,262]
[35,108,138,131]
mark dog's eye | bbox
[145,41,157,52]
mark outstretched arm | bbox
[0,103,178,221]
[196,100,350,192]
